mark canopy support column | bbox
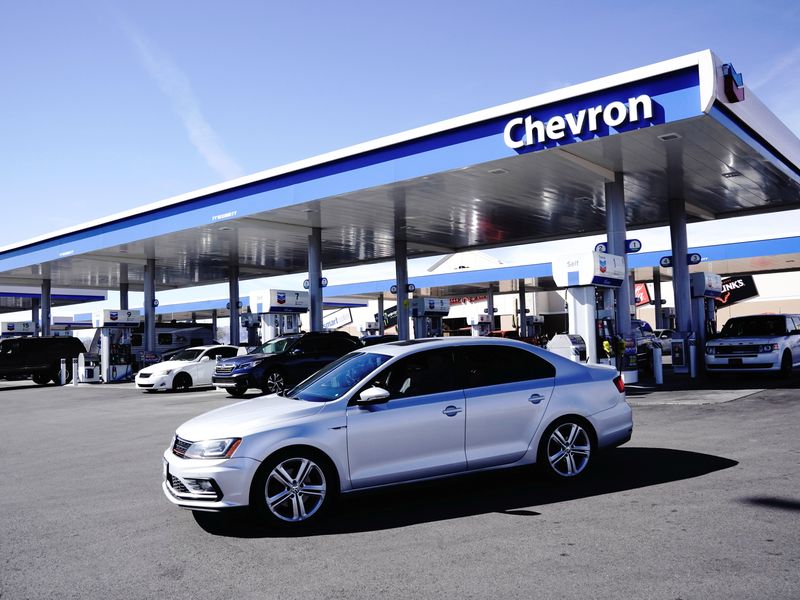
[653,267,664,329]
[308,227,323,332]
[605,172,631,338]
[144,258,156,352]
[119,263,129,310]
[486,285,495,332]
[228,263,240,346]
[518,279,527,337]
[41,278,51,337]
[378,293,385,335]
[669,196,692,334]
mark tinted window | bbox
[214,347,239,359]
[157,333,173,345]
[364,349,457,399]
[721,316,788,337]
[459,345,555,388]
[131,334,143,347]
[792,317,800,332]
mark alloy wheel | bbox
[264,370,285,394]
[546,422,591,477]
[264,457,326,522]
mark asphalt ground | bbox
[1,374,798,600]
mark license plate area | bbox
[728,358,743,366]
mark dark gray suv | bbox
[0,336,87,384]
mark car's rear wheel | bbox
[780,351,793,378]
[32,373,50,385]
[172,372,192,392]
[51,365,73,385]
[251,448,337,528]
[262,369,286,395]
[538,418,595,480]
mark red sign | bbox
[634,283,651,307]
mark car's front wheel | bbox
[780,351,793,378]
[172,372,192,392]
[227,383,248,398]
[261,369,286,395]
[251,449,337,528]
[538,418,595,480]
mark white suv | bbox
[705,314,800,376]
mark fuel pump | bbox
[525,315,545,346]
[240,311,262,347]
[552,251,626,365]
[360,321,380,337]
[690,272,722,374]
[1,321,36,338]
[252,289,309,340]
[92,309,141,383]
[469,314,492,337]
[409,297,449,338]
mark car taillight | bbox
[613,375,625,393]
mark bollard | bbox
[652,344,663,385]
[72,357,79,386]
[59,358,67,385]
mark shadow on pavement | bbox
[628,369,799,396]
[740,496,800,512]
[193,447,738,538]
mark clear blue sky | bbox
[1,0,799,246]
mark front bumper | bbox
[212,373,251,389]
[705,354,780,372]
[162,449,260,510]
[136,373,172,390]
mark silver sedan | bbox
[162,338,632,528]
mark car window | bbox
[792,317,800,332]
[458,345,555,388]
[363,349,457,400]
[326,337,358,354]
[215,347,239,359]
[290,352,392,402]
[297,338,322,354]
[169,348,204,361]
[0,340,20,356]
[721,316,788,337]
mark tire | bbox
[538,417,596,480]
[172,372,193,392]
[32,373,50,385]
[51,365,73,385]
[780,351,793,378]
[261,369,286,395]
[227,383,248,398]
[251,448,338,528]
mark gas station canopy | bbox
[0,50,798,292]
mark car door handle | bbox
[442,405,462,417]
[528,393,545,404]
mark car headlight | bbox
[183,438,242,459]
[705,346,716,356]
[760,344,779,353]
[236,361,261,370]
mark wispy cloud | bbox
[748,46,800,90]
[121,24,245,181]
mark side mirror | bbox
[200,356,210,362]
[357,387,390,405]
[290,348,303,356]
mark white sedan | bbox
[136,345,240,392]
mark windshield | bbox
[720,316,787,338]
[287,352,391,402]
[251,336,296,355]
[169,348,204,361]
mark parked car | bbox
[135,345,239,392]
[360,334,399,347]
[705,314,800,376]
[212,331,361,397]
[630,319,657,368]
[653,329,674,356]
[163,337,633,528]
[0,336,86,384]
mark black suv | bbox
[0,336,87,384]
[212,331,360,397]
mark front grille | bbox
[169,474,190,494]
[215,365,235,375]
[716,345,760,355]
[172,436,192,458]
[138,372,152,379]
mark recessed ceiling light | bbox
[489,168,509,175]
[473,198,482,202]
[657,133,682,142]
[575,196,593,202]
[722,170,742,178]
[219,226,232,231]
